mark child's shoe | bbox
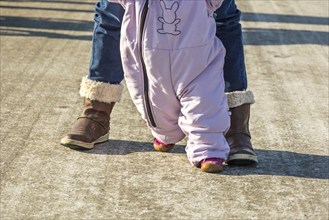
[153,138,174,152]
[200,158,224,173]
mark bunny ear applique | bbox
[171,2,179,11]
[160,0,166,9]
[160,0,179,11]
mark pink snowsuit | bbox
[110,0,231,165]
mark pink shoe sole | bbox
[200,158,224,173]
[153,138,174,152]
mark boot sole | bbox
[60,132,109,150]
[226,153,258,166]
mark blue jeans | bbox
[89,0,247,92]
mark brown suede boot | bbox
[225,104,258,166]
[60,99,115,149]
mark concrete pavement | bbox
[1,0,328,219]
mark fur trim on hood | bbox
[79,76,124,103]
[225,90,255,108]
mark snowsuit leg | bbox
[177,46,231,166]
[143,50,186,145]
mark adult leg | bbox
[60,1,125,149]
[215,0,258,165]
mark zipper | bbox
[139,0,157,127]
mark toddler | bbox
[110,0,230,173]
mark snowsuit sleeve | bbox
[206,0,224,14]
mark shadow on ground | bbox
[67,139,329,180]
[71,139,186,155]
[223,149,329,180]
[0,5,93,13]
[242,28,329,45]
[0,0,93,4]
[242,12,329,25]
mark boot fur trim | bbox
[225,90,255,108]
[79,76,124,103]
